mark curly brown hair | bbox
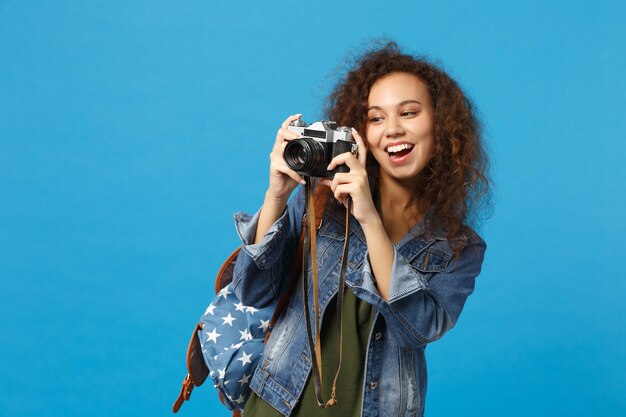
[324,41,491,250]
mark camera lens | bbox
[284,138,326,173]
[295,147,308,165]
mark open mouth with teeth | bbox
[385,143,415,158]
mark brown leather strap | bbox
[301,178,350,408]
[312,183,331,229]
[264,183,330,343]
[173,375,193,413]
[173,323,208,413]
[330,198,351,403]
[308,180,324,389]
[214,247,242,293]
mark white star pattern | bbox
[217,287,231,299]
[222,313,236,326]
[238,373,251,386]
[204,303,216,316]
[239,329,252,341]
[200,283,275,408]
[258,319,271,332]
[206,328,221,343]
[237,351,253,366]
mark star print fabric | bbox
[198,284,274,410]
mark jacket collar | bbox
[323,203,451,256]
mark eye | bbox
[368,115,384,123]
[401,110,418,117]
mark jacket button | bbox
[370,381,378,390]
[374,332,382,341]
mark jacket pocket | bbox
[412,246,451,274]
[317,218,366,275]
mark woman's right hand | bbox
[267,114,306,201]
[253,114,305,244]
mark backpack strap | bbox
[172,322,208,413]
[264,183,330,343]
[214,246,242,293]
[301,180,348,408]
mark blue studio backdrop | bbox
[1,1,625,416]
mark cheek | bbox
[424,143,435,165]
[416,125,435,154]
[420,137,435,160]
[365,127,382,148]
[416,118,434,139]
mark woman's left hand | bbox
[321,128,379,225]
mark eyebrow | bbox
[367,100,422,111]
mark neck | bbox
[378,170,422,214]
[375,170,426,243]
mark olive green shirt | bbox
[244,289,375,416]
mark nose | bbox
[384,116,405,137]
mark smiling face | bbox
[366,72,435,186]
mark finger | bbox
[274,114,302,148]
[351,128,368,166]
[281,128,301,140]
[281,114,302,129]
[283,169,305,185]
[330,172,351,189]
[274,126,302,149]
[326,152,365,173]
[326,152,354,171]
[271,143,306,184]
[332,183,354,206]
[272,159,306,185]
[331,172,367,198]
[272,143,294,163]
[276,139,298,158]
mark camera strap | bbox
[302,177,350,408]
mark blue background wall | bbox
[1,1,625,416]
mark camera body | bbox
[284,120,357,179]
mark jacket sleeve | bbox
[352,234,487,348]
[230,187,306,308]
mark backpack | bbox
[173,184,330,414]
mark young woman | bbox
[231,42,490,417]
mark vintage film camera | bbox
[284,120,357,179]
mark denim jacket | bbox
[231,187,486,417]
